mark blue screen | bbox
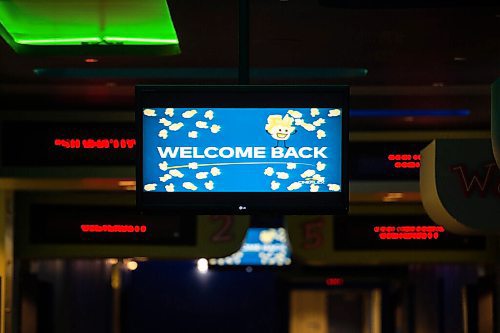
[209,228,291,266]
[142,107,342,193]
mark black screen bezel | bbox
[136,85,349,214]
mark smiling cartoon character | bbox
[265,114,297,148]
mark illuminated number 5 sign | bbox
[302,218,325,249]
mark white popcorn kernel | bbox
[144,183,157,191]
[328,109,341,117]
[204,110,214,120]
[169,122,184,131]
[159,174,172,182]
[271,181,280,190]
[205,180,214,190]
[182,182,198,191]
[287,110,303,118]
[196,172,209,179]
[328,184,341,192]
[301,169,316,178]
[165,108,174,117]
[264,167,274,176]
[182,110,197,118]
[169,169,184,178]
[143,109,157,117]
[196,121,209,129]
[287,182,302,191]
[159,118,172,126]
[276,172,289,180]
[211,167,221,176]
[313,118,325,126]
[159,161,169,171]
[158,129,168,139]
[210,124,221,133]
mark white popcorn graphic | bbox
[196,172,209,179]
[317,129,326,139]
[169,122,184,131]
[287,110,303,118]
[159,118,172,126]
[169,169,184,178]
[295,118,304,126]
[313,174,325,183]
[310,108,320,117]
[183,182,198,191]
[301,169,316,178]
[287,182,302,191]
[300,122,316,132]
[328,184,341,192]
[264,167,274,176]
[271,181,280,190]
[276,172,289,180]
[165,183,175,192]
[196,121,209,129]
[316,161,326,171]
[144,183,157,191]
[205,180,214,191]
[165,108,175,117]
[188,162,199,170]
[286,162,297,170]
[211,167,221,176]
[159,174,172,182]
[204,110,214,120]
[313,118,326,127]
[182,110,197,118]
[328,109,341,117]
[188,131,198,139]
[210,124,221,133]
[158,129,168,139]
[143,109,157,117]
[310,184,319,192]
[159,161,169,171]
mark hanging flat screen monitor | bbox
[136,85,349,214]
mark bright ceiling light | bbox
[197,258,209,274]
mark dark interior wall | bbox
[121,261,281,333]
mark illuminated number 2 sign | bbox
[210,215,235,243]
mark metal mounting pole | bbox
[238,0,249,85]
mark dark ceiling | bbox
[0,0,499,130]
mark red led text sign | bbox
[81,224,147,233]
[54,138,136,150]
[325,277,344,286]
[374,225,445,240]
[387,154,421,169]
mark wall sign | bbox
[420,139,500,234]
[15,192,249,259]
[285,214,494,265]
[0,122,135,166]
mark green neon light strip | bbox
[16,37,179,45]
[0,0,179,48]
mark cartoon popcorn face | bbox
[265,115,297,147]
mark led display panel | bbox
[136,85,349,214]
[209,227,291,267]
